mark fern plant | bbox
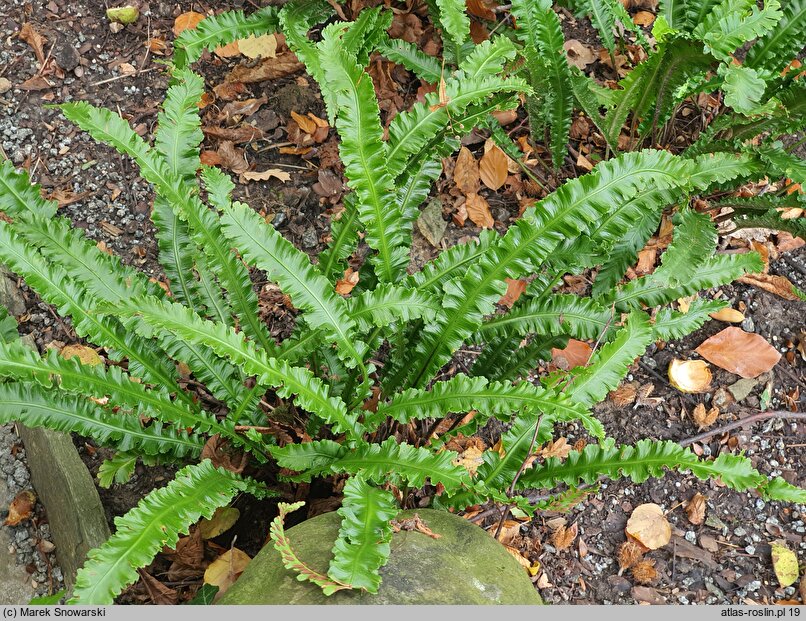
[0,0,804,604]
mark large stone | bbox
[220,508,543,605]
[0,268,26,316]
[17,426,110,589]
[0,477,35,605]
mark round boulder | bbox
[220,508,543,605]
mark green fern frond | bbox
[69,460,271,604]
[0,159,57,218]
[733,209,806,239]
[0,307,17,343]
[346,285,441,332]
[693,0,782,61]
[328,476,397,593]
[173,6,281,70]
[756,143,806,185]
[654,209,717,287]
[0,382,203,459]
[342,6,393,68]
[745,0,806,74]
[578,0,617,52]
[97,453,139,488]
[718,64,769,115]
[652,297,727,341]
[376,37,443,83]
[434,0,470,46]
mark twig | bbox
[90,67,159,87]
[679,410,806,447]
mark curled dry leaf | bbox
[4,490,36,526]
[771,540,799,587]
[685,492,707,525]
[632,11,655,26]
[479,143,508,191]
[203,548,251,595]
[551,522,578,550]
[451,445,485,476]
[610,381,638,406]
[668,359,712,393]
[695,327,781,379]
[19,23,46,64]
[709,307,745,323]
[240,169,291,183]
[691,403,718,430]
[539,437,573,460]
[738,272,805,301]
[225,52,304,84]
[465,193,494,229]
[626,503,671,550]
[335,267,359,295]
[173,11,206,36]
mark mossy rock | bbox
[220,509,543,605]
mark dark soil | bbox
[0,0,804,607]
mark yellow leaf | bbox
[198,507,240,540]
[709,307,745,323]
[626,503,671,550]
[451,445,485,476]
[237,34,277,59]
[60,344,103,366]
[241,169,291,183]
[771,541,799,588]
[203,548,251,595]
[173,11,206,36]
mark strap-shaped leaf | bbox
[516,439,785,496]
[0,159,57,218]
[328,476,397,593]
[0,307,17,343]
[346,284,441,331]
[693,0,782,60]
[512,0,573,168]
[434,0,470,46]
[376,36,442,83]
[654,209,717,286]
[219,201,366,368]
[733,208,806,240]
[719,64,768,115]
[476,295,614,342]
[745,0,806,74]
[653,297,727,341]
[115,296,362,438]
[0,382,202,458]
[58,101,276,353]
[173,6,280,69]
[270,439,346,475]
[579,0,617,52]
[565,311,654,408]
[69,460,271,604]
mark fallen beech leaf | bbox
[551,339,593,369]
[138,569,178,605]
[504,544,531,568]
[200,150,222,166]
[202,125,264,143]
[465,193,494,228]
[564,39,596,69]
[213,81,247,101]
[771,541,799,587]
[551,522,578,550]
[216,141,248,173]
[20,76,52,91]
[498,278,527,308]
[225,52,304,84]
[632,10,655,25]
[691,403,718,430]
[4,490,36,526]
[454,147,480,194]
[479,143,508,191]
[626,503,671,550]
[685,493,706,525]
[290,110,318,134]
[214,41,241,58]
[237,33,277,59]
[240,169,291,183]
[466,0,496,20]
[335,267,359,295]
[709,307,745,323]
[609,382,638,406]
[668,359,712,393]
[19,23,46,64]
[539,437,573,460]
[203,548,251,595]
[61,344,103,366]
[173,11,206,36]
[451,445,485,476]
[199,507,240,540]
[695,327,781,378]
[738,272,805,301]
[221,97,266,118]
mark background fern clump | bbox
[0,0,803,604]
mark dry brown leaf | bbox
[498,278,528,308]
[551,522,579,550]
[237,33,277,59]
[668,359,712,393]
[216,141,248,173]
[225,52,304,84]
[173,11,206,36]
[19,23,46,64]
[626,503,671,550]
[454,147,480,194]
[465,192,494,228]
[610,381,638,406]
[61,344,103,366]
[451,445,485,476]
[504,544,531,568]
[618,540,645,571]
[479,143,508,191]
[635,246,658,275]
[335,267,359,295]
[551,339,593,370]
[214,41,241,58]
[200,150,222,166]
[290,110,318,134]
[221,97,267,118]
[466,0,497,20]
[20,76,52,91]
[202,125,264,143]
[45,189,90,207]
[695,327,781,378]
[576,153,594,172]
[632,10,656,25]
[685,493,707,525]
[738,272,804,301]
[213,81,247,101]
[4,490,35,526]
[138,569,178,605]
[709,307,745,323]
[691,403,718,430]
[203,548,251,595]
[198,507,240,540]
[539,437,573,460]
[631,559,658,584]
[240,169,291,183]
[564,39,596,69]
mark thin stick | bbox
[90,67,159,87]
[679,410,806,447]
